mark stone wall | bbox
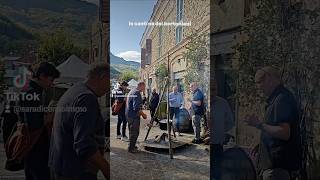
[140,0,210,96]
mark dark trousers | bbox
[25,130,51,180]
[150,108,156,118]
[127,118,140,151]
[117,112,127,137]
[210,144,223,180]
[169,107,180,131]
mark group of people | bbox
[2,62,110,180]
[113,79,228,153]
[0,63,303,180]
[114,66,303,180]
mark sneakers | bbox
[116,135,121,139]
[191,138,203,144]
[121,136,129,142]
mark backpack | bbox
[4,114,44,171]
[111,100,124,115]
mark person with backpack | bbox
[19,62,60,180]
[115,81,129,141]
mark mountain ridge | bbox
[0,0,98,48]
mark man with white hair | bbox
[245,66,301,180]
[189,82,205,144]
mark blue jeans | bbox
[169,107,180,131]
[117,112,127,137]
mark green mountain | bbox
[0,0,98,51]
[110,66,120,79]
[0,14,36,56]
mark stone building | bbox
[89,0,109,64]
[139,0,210,100]
[211,0,260,146]
[89,0,110,107]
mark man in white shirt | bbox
[169,86,183,135]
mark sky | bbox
[110,0,156,62]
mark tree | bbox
[155,63,168,91]
[37,29,89,65]
[119,70,138,82]
[183,31,209,95]
[236,0,320,178]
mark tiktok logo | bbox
[13,67,31,88]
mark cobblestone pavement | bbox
[0,110,210,180]
[110,110,210,180]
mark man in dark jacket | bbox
[246,66,302,180]
[19,62,60,180]
[149,88,159,119]
[115,81,129,141]
[49,63,110,180]
[189,82,205,144]
[126,82,148,153]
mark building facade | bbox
[140,0,210,100]
[89,0,110,107]
[212,1,320,169]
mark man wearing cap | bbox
[115,81,129,141]
[245,66,302,180]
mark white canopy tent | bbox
[127,79,138,89]
[55,55,89,85]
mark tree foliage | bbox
[37,29,89,65]
[155,63,168,90]
[119,70,138,82]
[183,31,209,95]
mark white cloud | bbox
[116,51,141,62]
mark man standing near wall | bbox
[126,82,148,153]
[189,82,205,144]
[245,66,302,180]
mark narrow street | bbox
[110,110,210,180]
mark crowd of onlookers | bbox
[0,64,303,180]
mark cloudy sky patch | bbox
[116,51,141,62]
